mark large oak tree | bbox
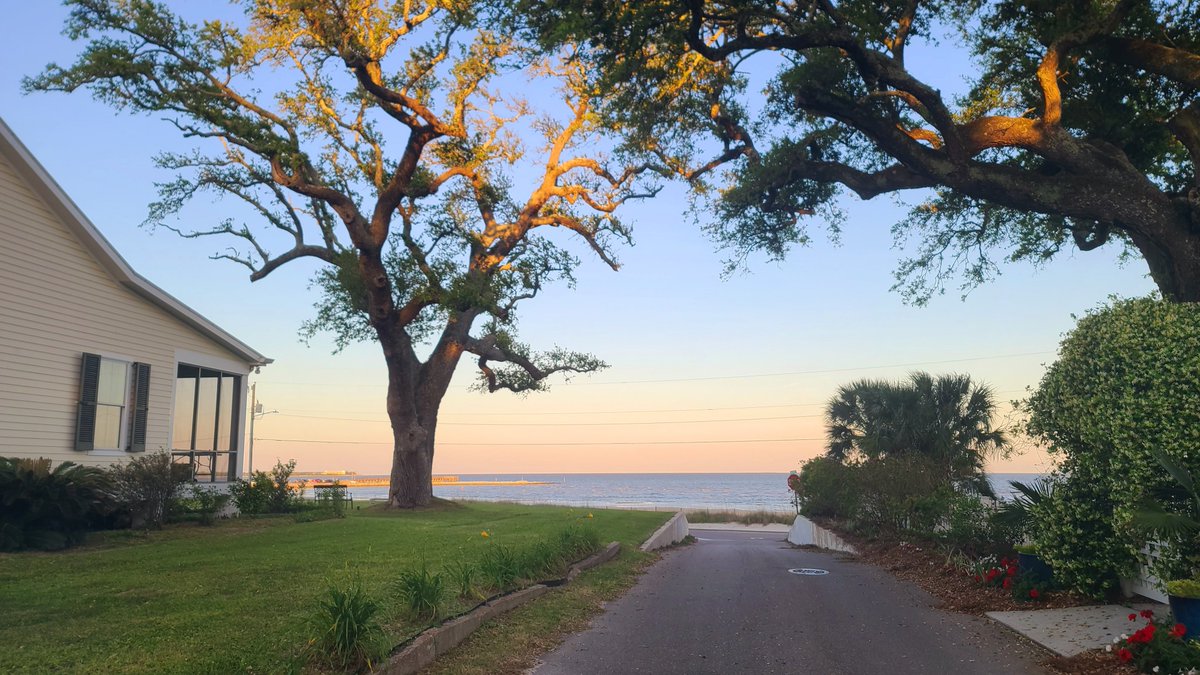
[533,0,1200,302]
[30,0,656,506]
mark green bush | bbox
[230,460,302,515]
[794,456,859,519]
[479,544,522,592]
[394,563,447,620]
[557,523,602,561]
[0,457,113,551]
[1025,297,1200,596]
[308,578,384,670]
[850,456,952,536]
[1166,579,1200,599]
[940,491,1015,556]
[445,560,483,600]
[181,485,230,526]
[107,451,186,529]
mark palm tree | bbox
[825,372,1008,495]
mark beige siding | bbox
[0,151,248,470]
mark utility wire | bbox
[272,386,1032,417]
[254,437,824,446]
[271,412,824,426]
[256,351,1051,388]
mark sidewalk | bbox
[686,522,792,533]
[987,601,1167,657]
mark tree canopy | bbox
[28,0,657,505]
[530,0,1200,302]
[825,372,1008,495]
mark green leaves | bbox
[1026,297,1200,595]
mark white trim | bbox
[174,349,251,376]
[0,117,270,367]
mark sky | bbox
[0,2,1156,475]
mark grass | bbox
[424,548,659,675]
[684,508,797,525]
[0,501,669,674]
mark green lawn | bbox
[0,502,669,674]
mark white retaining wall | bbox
[640,512,690,551]
[787,515,858,554]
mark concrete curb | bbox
[381,542,622,675]
[639,511,690,551]
[786,515,858,554]
[567,541,621,581]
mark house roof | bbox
[0,117,271,367]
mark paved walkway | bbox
[532,530,1047,674]
[989,602,1165,657]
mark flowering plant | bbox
[1110,609,1200,673]
[966,555,1051,601]
[969,556,1020,591]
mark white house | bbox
[0,117,269,482]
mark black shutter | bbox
[75,353,101,451]
[128,363,151,453]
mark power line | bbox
[265,387,1029,420]
[273,401,830,416]
[271,412,825,426]
[255,351,1052,388]
[254,437,824,446]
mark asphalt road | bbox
[532,531,1047,674]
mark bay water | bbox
[317,472,1043,512]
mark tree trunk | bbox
[379,310,476,508]
[1130,226,1200,303]
[383,371,443,509]
[387,414,435,508]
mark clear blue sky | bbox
[0,2,1156,474]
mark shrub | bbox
[940,491,1015,556]
[182,485,230,526]
[445,560,483,600]
[394,563,447,620]
[794,456,859,519]
[0,457,113,551]
[308,578,384,671]
[522,540,567,580]
[479,544,522,592]
[1030,462,1130,598]
[1166,579,1200,599]
[557,523,602,562]
[1025,297,1200,596]
[108,451,187,529]
[850,455,951,536]
[230,460,302,515]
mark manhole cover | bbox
[788,568,829,576]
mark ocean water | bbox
[316,472,1044,512]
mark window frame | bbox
[169,358,244,483]
[85,353,135,456]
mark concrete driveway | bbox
[532,530,1047,674]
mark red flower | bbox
[974,575,982,583]
[1129,613,1138,621]
[986,569,999,582]
[1172,623,1187,638]
[1117,648,1133,662]
[1128,625,1157,644]
[1002,577,1012,590]
[1029,589,1040,599]
[1000,558,1009,567]
[1141,609,1155,619]
[1007,566,1018,577]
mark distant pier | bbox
[295,474,551,488]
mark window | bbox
[171,364,241,482]
[75,353,150,453]
[94,359,129,449]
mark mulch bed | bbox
[812,522,1139,674]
